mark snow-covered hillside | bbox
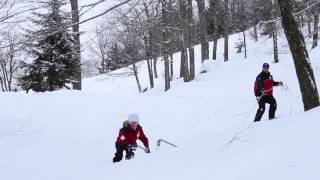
[1,29,320,180]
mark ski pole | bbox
[137,144,147,151]
[157,139,178,147]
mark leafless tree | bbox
[224,0,229,62]
[196,0,209,62]
[0,28,24,92]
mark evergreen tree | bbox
[19,0,78,92]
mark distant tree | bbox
[0,28,24,91]
[312,3,319,48]
[187,0,195,80]
[69,0,81,90]
[179,0,190,82]
[19,0,78,92]
[207,0,224,60]
[161,0,170,91]
[224,0,229,62]
[196,0,209,62]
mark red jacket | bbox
[254,72,280,96]
[116,125,149,147]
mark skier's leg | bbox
[268,96,277,120]
[254,97,266,122]
[113,142,125,163]
[125,148,135,160]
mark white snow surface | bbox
[1,29,320,180]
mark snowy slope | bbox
[1,29,320,180]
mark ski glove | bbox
[145,145,151,153]
[279,81,283,86]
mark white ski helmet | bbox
[128,113,139,124]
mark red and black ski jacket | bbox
[254,71,280,96]
[116,124,149,147]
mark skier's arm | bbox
[138,128,149,147]
[256,76,264,94]
[116,129,128,145]
[273,80,282,86]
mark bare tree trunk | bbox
[224,0,229,62]
[180,41,189,82]
[8,45,14,91]
[210,0,219,60]
[272,4,279,63]
[170,54,173,81]
[300,15,304,28]
[277,0,320,111]
[132,63,142,93]
[253,9,259,42]
[70,0,81,90]
[153,58,158,78]
[308,17,312,38]
[0,77,4,92]
[243,31,247,59]
[0,64,8,91]
[99,45,106,73]
[143,3,154,88]
[147,59,154,88]
[312,13,319,49]
[273,28,279,63]
[253,24,258,42]
[179,0,190,82]
[187,0,195,80]
[196,0,209,62]
[161,0,170,91]
[180,52,184,78]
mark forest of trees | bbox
[0,0,319,110]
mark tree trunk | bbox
[0,77,4,92]
[100,45,106,73]
[312,13,319,49]
[170,54,173,81]
[211,0,219,60]
[253,23,258,42]
[196,0,209,62]
[300,15,304,28]
[308,17,312,38]
[243,31,247,59]
[187,0,195,81]
[277,0,320,111]
[147,59,154,88]
[132,63,142,93]
[153,58,158,78]
[272,4,279,63]
[224,0,229,62]
[70,0,81,90]
[144,3,154,88]
[273,28,279,63]
[8,45,14,91]
[161,0,170,91]
[0,64,8,91]
[179,0,190,82]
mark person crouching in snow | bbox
[113,113,150,163]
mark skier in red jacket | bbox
[113,113,150,163]
[254,63,283,122]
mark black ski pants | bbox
[113,142,135,163]
[254,95,277,122]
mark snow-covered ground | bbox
[1,29,320,180]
